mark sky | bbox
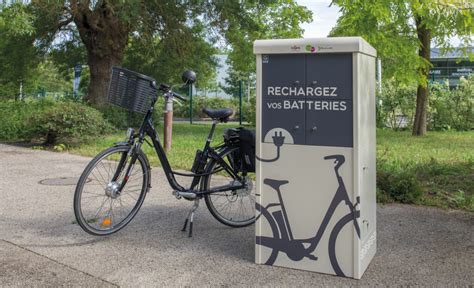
[296,0,341,38]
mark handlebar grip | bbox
[172,92,187,101]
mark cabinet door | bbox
[261,54,306,145]
[306,53,352,100]
[305,53,353,147]
[262,97,305,145]
[262,54,306,96]
[305,100,353,147]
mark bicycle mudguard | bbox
[113,141,131,147]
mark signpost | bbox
[254,37,377,279]
[73,64,82,99]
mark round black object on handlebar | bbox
[182,70,196,85]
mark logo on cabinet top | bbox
[290,45,301,52]
[305,44,316,53]
[318,45,333,51]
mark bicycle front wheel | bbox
[74,145,150,236]
[203,146,256,228]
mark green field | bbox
[69,123,474,212]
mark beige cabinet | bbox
[254,37,376,279]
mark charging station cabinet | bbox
[254,37,376,279]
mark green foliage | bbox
[376,79,417,129]
[123,29,218,90]
[169,95,255,123]
[0,4,39,99]
[0,98,55,140]
[99,105,161,129]
[376,76,473,131]
[243,95,256,125]
[222,1,312,93]
[377,129,473,210]
[377,168,423,204]
[331,0,474,85]
[0,2,35,36]
[25,101,114,145]
[429,76,474,131]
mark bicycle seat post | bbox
[263,179,289,192]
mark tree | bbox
[28,1,312,107]
[221,1,312,96]
[331,0,473,135]
[0,3,38,99]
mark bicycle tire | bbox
[74,145,150,236]
[202,146,256,228]
[328,213,356,277]
[255,202,280,265]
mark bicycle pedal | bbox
[172,190,182,199]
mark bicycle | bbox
[74,67,272,237]
[255,155,360,277]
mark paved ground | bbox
[0,143,472,287]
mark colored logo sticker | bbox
[305,44,316,53]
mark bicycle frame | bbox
[118,103,245,196]
[257,156,361,257]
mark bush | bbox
[377,76,473,131]
[25,101,114,145]
[243,95,256,125]
[376,79,417,129]
[0,98,56,140]
[429,76,474,131]
[377,168,423,204]
[99,104,161,129]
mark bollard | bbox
[164,95,173,151]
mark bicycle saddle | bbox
[264,178,289,190]
[202,108,233,122]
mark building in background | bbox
[430,47,473,87]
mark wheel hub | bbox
[236,176,253,197]
[105,181,120,199]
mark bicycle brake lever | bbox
[172,97,183,106]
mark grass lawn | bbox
[376,129,473,211]
[69,123,474,212]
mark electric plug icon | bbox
[272,131,285,147]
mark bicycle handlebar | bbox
[158,83,188,102]
[324,155,345,169]
[172,91,187,102]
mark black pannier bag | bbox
[223,128,256,173]
[238,128,256,173]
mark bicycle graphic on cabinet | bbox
[256,154,361,277]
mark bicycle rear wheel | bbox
[74,145,150,236]
[203,146,256,228]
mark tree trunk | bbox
[71,2,130,107]
[86,54,122,107]
[412,15,431,136]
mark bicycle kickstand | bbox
[181,198,200,237]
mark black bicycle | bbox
[255,155,360,277]
[74,67,263,237]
